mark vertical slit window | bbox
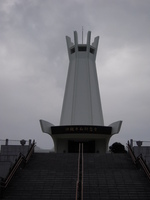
[70,47,75,54]
[90,48,95,54]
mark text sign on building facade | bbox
[51,126,112,135]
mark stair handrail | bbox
[1,153,24,189]
[137,154,150,180]
[25,140,36,163]
[0,141,36,190]
[127,141,136,164]
[76,143,81,200]
[127,141,150,180]
[76,143,83,200]
[81,143,83,200]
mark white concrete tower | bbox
[60,31,104,126]
[40,31,122,153]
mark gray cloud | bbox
[0,0,150,149]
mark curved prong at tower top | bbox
[66,36,73,59]
[66,31,99,60]
[66,36,73,48]
[86,31,91,53]
[92,36,99,48]
[66,31,99,47]
[87,31,91,46]
[74,31,78,46]
[92,36,99,59]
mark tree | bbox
[109,142,127,153]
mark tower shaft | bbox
[60,31,104,126]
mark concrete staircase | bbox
[0,145,31,180]
[2,153,78,200]
[2,152,150,199]
[84,153,150,200]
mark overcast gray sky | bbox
[0,0,150,149]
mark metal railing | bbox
[127,141,150,180]
[130,139,150,147]
[24,140,35,163]
[137,155,150,180]
[0,139,32,147]
[0,141,36,197]
[76,143,83,200]
[81,143,83,200]
[1,154,24,188]
[127,141,136,164]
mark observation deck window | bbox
[90,48,95,54]
[70,47,75,54]
[78,46,87,51]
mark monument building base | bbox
[51,125,112,153]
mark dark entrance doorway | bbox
[68,140,95,153]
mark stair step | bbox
[2,153,150,199]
